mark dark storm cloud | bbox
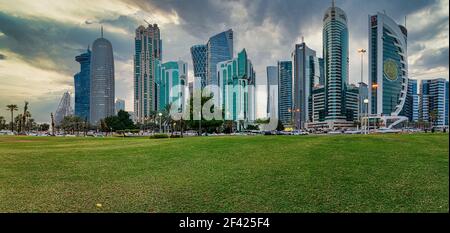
[0,53,5,60]
[123,0,235,40]
[415,47,449,69]
[0,12,134,77]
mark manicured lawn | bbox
[0,133,448,213]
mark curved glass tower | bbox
[74,47,91,122]
[206,29,233,87]
[90,28,115,124]
[368,12,408,116]
[323,1,349,121]
[190,44,207,88]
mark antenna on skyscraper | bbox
[332,0,335,7]
[405,15,407,28]
[301,36,304,43]
[101,25,103,38]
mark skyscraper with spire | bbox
[134,23,162,123]
[90,26,115,124]
[322,0,353,126]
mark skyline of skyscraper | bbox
[90,27,115,124]
[134,24,162,123]
[292,41,324,129]
[190,44,207,89]
[420,78,449,126]
[206,29,234,87]
[157,60,188,113]
[74,47,91,122]
[368,12,408,118]
[323,0,350,122]
[217,49,256,129]
[277,61,293,126]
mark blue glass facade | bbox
[190,44,207,88]
[278,61,293,126]
[368,13,408,117]
[323,4,349,121]
[207,29,233,87]
[402,79,419,122]
[420,78,449,126]
[74,48,91,121]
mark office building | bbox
[206,29,233,87]
[157,60,188,113]
[90,27,115,124]
[368,12,408,119]
[134,24,162,123]
[277,61,293,126]
[74,47,91,121]
[420,78,449,126]
[402,78,419,122]
[266,66,278,119]
[217,49,256,130]
[292,41,324,129]
[323,1,349,122]
[190,44,207,88]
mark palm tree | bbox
[6,104,18,132]
[429,109,439,127]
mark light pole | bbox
[363,98,369,134]
[358,48,367,128]
[158,112,162,133]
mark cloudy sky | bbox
[0,0,448,122]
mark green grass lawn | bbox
[0,134,448,213]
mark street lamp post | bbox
[358,48,367,129]
[158,112,163,133]
[363,98,369,134]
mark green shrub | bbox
[150,133,169,139]
[170,135,182,138]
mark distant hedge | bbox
[150,133,169,139]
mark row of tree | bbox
[1,102,50,133]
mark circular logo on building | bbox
[383,59,398,81]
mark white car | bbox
[376,128,401,134]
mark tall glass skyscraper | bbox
[156,60,188,112]
[90,27,115,124]
[74,47,91,122]
[277,61,293,126]
[190,44,207,88]
[292,41,323,129]
[368,12,408,117]
[420,78,449,126]
[323,1,349,121]
[266,66,278,118]
[217,49,256,129]
[206,29,233,87]
[134,24,162,123]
